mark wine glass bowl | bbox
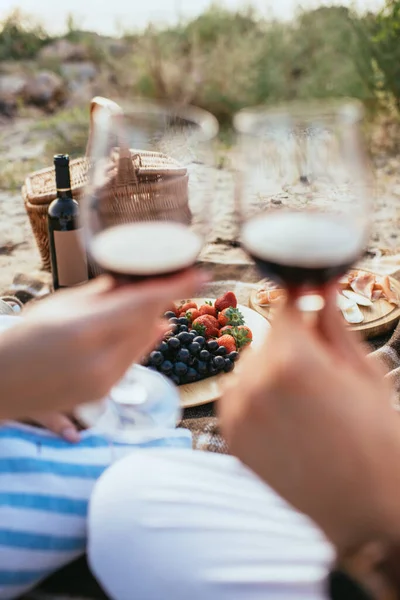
[82,98,219,283]
[234,99,372,294]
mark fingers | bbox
[92,319,169,396]
[73,276,115,296]
[90,269,208,339]
[34,413,81,443]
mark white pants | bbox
[88,449,334,600]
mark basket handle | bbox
[86,96,122,156]
[87,96,140,184]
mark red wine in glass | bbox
[241,211,365,290]
[90,221,203,283]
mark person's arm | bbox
[219,290,400,598]
[329,542,400,599]
[0,271,204,421]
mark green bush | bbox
[122,5,377,123]
[2,3,400,121]
[0,10,50,61]
[368,1,400,109]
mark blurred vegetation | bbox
[1,1,400,124]
[367,1,400,110]
[0,10,49,61]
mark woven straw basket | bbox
[22,97,190,272]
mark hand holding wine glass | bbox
[80,97,218,430]
[0,270,204,421]
[234,100,373,309]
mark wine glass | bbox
[80,97,218,431]
[233,99,373,310]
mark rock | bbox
[38,39,89,63]
[6,272,51,304]
[0,74,27,116]
[23,71,66,111]
[106,40,130,58]
[0,74,26,97]
[60,61,98,89]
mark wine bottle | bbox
[48,154,88,291]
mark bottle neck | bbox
[55,164,72,200]
[57,189,73,200]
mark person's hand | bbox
[31,413,81,443]
[220,290,400,554]
[0,271,206,421]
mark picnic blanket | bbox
[3,268,400,600]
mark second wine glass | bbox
[234,100,373,308]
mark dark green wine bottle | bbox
[48,154,88,291]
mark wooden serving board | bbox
[249,271,400,340]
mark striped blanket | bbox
[0,422,192,600]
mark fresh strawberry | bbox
[186,309,201,322]
[218,307,245,328]
[232,325,253,349]
[192,315,220,338]
[217,334,237,353]
[215,292,237,312]
[219,325,234,336]
[180,301,198,313]
[199,304,217,318]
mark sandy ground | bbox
[2,117,400,295]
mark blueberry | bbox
[170,374,181,386]
[177,332,192,345]
[216,347,227,356]
[207,340,219,352]
[188,342,201,356]
[149,351,163,366]
[199,349,210,362]
[158,341,169,354]
[160,360,174,374]
[179,325,189,333]
[174,362,188,376]
[169,317,179,325]
[213,355,225,370]
[178,317,189,326]
[208,365,218,376]
[228,351,239,362]
[168,324,179,335]
[189,356,198,367]
[187,332,196,343]
[224,358,235,373]
[193,336,206,348]
[197,361,208,375]
[168,337,181,350]
[164,311,177,319]
[186,368,198,383]
[177,348,190,364]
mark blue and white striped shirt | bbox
[0,316,192,599]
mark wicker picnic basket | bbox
[22,97,190,272]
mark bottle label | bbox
[53,229,88,287]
